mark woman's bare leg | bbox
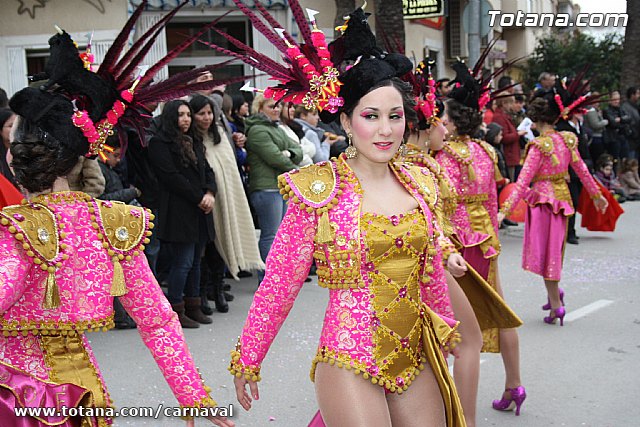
[446,270,482,427]
[315,362,392,427]
[386,361,446,427]
[494,268,522,391]
[545,279,562,309]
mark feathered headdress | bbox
[552,70,603,121]
[200,0,411,123]
[9,0,245,161]
[448,39,521,111]
[198,0,343,114]
[410,60,443,129]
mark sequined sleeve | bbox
[500,145,543,217]
[0,225,31,314]
[230,202,316,381]
[119,254,216,408]
[569,149,602,199]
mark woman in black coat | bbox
[148,100,216,328]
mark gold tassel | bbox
[439,182,451,201]
[571,149,579,163]
[467,164,476,181]
[43,270,60,309]
[316,211,334,244]
[551,154,560,166]
[110,256,127,296]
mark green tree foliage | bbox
[524,31,624,94]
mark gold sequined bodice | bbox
[360,208,428,387]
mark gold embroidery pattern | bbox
[310,346,428,391]
[457,193,489,203]
[91,200,152,296]
[360,209,436,393]
[314,247,363,289]
[279,162,343,244]
[1,315,115,336]
[560,131,577,150]
[93,200,150,254]
[279,162,340,209]
[0,199,73,309]
[443,136,477,181]
[532,172,569,183]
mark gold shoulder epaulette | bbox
[0,203,65,309]
[530,136,554,155]
[559,131,578,150]
[395,163,439,208]
[477,140,498,164]
[91,199,153,296]
[1,203,59,262]
[93,200,150,253]
[278,162,342,213]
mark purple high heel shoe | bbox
[492,386,527,416]
[542,287,564,310]
[544,306,566,326]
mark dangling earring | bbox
[398,139,408,157]
[345,132,358,159]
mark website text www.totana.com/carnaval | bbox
[14,404,234,419]
[488,11,628,28]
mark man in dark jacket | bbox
[604,90,632,164]
[98,137,141,329]
[621,87,640,159]
[556,112,591,245]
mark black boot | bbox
[171,302,200,329]
[199,256,214,315]
[212,282,229,313]
[200,294,214,315]
[184,297,213,324]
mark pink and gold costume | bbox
[434,137,507,352]
[500,131,602,281]
[229,155,465,426]
[0,192,215,426]
[403,144,521,333]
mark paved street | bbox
[89,201,640,426]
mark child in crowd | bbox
[594,154,628,203]
[618,158,640,199]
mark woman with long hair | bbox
[148,99,216,328]
[0,108,17,185]
[189,95,264,313]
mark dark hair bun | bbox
[446,99,483,136]
[527,97,557,124]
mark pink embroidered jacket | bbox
[229,156,457,392]
[500,131,601,217]
[0,192,214,409]
[434,138,504,258]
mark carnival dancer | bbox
[0,2,238,425]
[431,57,527,415]
[402,62,521,427]
[498,81,608,326]
[217,3,465,426]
